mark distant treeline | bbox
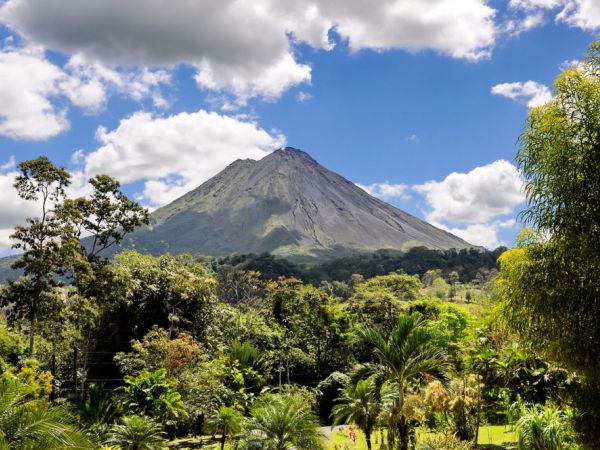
[213,246,506,284]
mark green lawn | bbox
[327,425,516,449]
[169,425,517,449]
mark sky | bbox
[0,0,597,253]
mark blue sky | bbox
[0,0,597,252]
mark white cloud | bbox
[0,45,68,139]
[81,110,286,206]
[195,53,311,105]
[509,0,600,31]
[557,0,600,30]
[358,182,410,201]
[0,163,38,250]
[0,0,500,105]
[435,219,516,249]
[509,0,561,9]
[296,91,313,102]
[414,160,524,224]
[0,43,171,140]
[319,0,497,60]
[491,80,553,108]
[61,54,172,111]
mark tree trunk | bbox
[397,418,409,450]
[220,432,226,450]
[366,430,372,450]
[29,314,35,355]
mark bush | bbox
[418,433,474,450]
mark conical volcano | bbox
[125,147,472,259]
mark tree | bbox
[107,415,167,450]
[353,313,448,450]
[1,157,148,358]
[7,157,71,354]
[332,378,382,450]
[0,379,95,449]
[497,39,600,445]
[205,406,244,450]
[239,394,324,450]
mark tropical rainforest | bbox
[0,40,599,450]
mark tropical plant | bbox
[424,374,483,441]
[74,383,119,425]
[497,38,600,444]
[107,415,166,450]
[120,368,185,426]
[0,379,96,449]
[332,378,381,450]
[418,432,474,450]
[515,403,574,450]
[353,313,448,450]
[239,394,324,450]
[205,405,244,450]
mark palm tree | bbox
[515,403,573,450]
[239,394,324,450]
[74,383,118,425]
[0,380,96,449]
[205,406,244,450]
[107,415,166,450]
[332,378,381,449]
[353,313,447,450]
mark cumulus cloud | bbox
[81,110,286,207]
[0,160,39,250]
[435,220,517,249]
[0,0,500,105]
[61,54,172,111]
[357,182,410,201]
[0,43,171,140]
[0,45,68,139]
[414,160,524,224]
[413,160,524,249]
[509,0,600,31]
[491,81,553,108]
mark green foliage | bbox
[497,39,600,445]
[418,432,474,450]
[515,403,575,450]
[0,379,96,449]
[352,313,448,450]
[110,251,217,341]
[347,273,420,331]
[316,371,349,424]
[107,415,166,450]
[424,374,483,440]
[333,378,382,449]
[120,369,185,426]
[204,406,244,450]
[239,393,324,450]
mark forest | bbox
[0,40,598,450]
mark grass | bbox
[168,425,517,449]
[326,425,516,449]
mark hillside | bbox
[118,147,472,259]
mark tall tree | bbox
[353,313,447,450]
[497,39,600,446]
[7,157,71,354]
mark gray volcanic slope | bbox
[123,147,472,259]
